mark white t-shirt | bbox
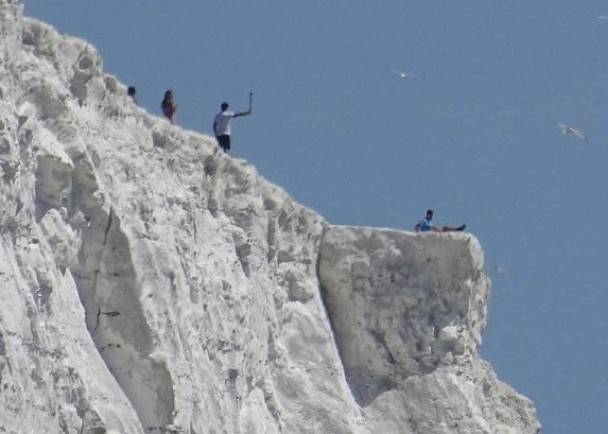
[213,111,235,136]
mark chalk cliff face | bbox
[0,1,540,433]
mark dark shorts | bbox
[216,135,231,152]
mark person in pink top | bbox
[161,89,177,124]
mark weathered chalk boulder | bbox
[319,227,538,433]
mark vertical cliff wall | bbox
[0,1,539,433]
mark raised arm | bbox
[234,92,253,118]
[233,108,252,118]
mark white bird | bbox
[493,265,506,276]
[485,263,509,280]
[557,123,589,142]
[392,69,418,80]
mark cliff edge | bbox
[0,1,539,433]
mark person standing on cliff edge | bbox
[127,86,137,103]
[414,209,466,233]
[213,92,253,153]
[161,89,177,124]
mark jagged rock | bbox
[0,1,540,433]
[319,227,538,433]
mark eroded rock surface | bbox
[0,1,539,433]
[319,227,538,433]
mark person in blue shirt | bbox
[414,209,466,233]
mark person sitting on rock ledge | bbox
[414,209,466,233]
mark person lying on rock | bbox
[414,209,466,233]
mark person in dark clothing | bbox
[127,86,137,103]
[161,89,177,124]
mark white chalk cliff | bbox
[0,1,540,433]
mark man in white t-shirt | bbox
[213,95,252,152]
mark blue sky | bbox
[25,1,608,432]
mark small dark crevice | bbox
[94,307,101,331]
[368,329,396,365]
[102,207,113,245]
[101,311,120,317]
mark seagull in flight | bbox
[557,124,589,142]
[493,265,506,276]
[392,69,419,80]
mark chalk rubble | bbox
[0,1,539,433]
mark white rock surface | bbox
[319,227,538,433]
[0,1,540,433]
